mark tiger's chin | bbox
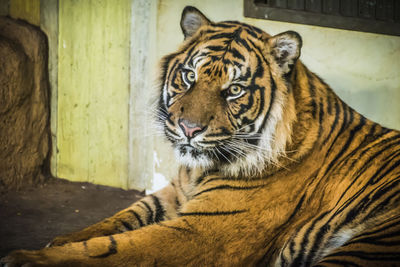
[174,144,271,177]
[174,145,215,169]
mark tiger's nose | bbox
[178,119,204,138]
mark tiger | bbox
[2,5,400,267]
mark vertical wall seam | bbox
[129,0,154,190]
[40,0,59,178]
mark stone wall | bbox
[0,16,50,189]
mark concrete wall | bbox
[56,0,131,188]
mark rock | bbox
[0,16,50,189]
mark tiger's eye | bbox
[186,71,196,83]
[229,85,242,96]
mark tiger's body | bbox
[2,6,400,267]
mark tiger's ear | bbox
[267,31,302,73]
[180,6,211,39]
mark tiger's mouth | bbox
[178,144,204,159]
[173,135,244,168]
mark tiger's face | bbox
[158,7,302,176]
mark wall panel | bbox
[57,0,131,188]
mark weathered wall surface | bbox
[0,17,50,189]
[56,0,131,189]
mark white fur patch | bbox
[174,147,214,168]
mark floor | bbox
[0,178,143,257]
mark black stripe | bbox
[206,45,226,52]
[286,193,306,222]
[151,195,165,223]
[187,50,200,68]
[363,176,400,219]
[206,128,231,137]
[170,63,183,89]
[235,37,251,51]
[207,32,234,40]
[213,22,237,29]
[351,214,400,240]
[332,158,400,228]
[244,28,259,39]
[323,116,366,176]
[318,99,324,138]
[332,134,400,211]
[183,44,197,66]
[179,210,247,217]
[175,196,181,208]
[306,71,317,118]
[223,21,263,34]
[327,92,333,115]
[323,162,400,259]
[193,184,265,197]
[201,176,258,185]
[347,237,400,247]
[316,259,361,267]
[257,68,275,134]
[328,250,400,261]
[333,153,400,225]
[157,222,193,233]
[325,97,341,142]
[140,200,154,224]
[325,102,351,156]
[369,153,400,185]
[120,220,133,231]
[304,222,332,264]
[127,210,144,227]
[197,140,220,145]
[291,211,330,266]
[90,236,117,258]
[195,171,220,185]
[230,47,245,61]
[165,127,179,138]
[83,241,88,251]
[165,59,179,86]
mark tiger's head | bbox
[157,6,302,177]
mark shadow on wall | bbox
[0,16,50,190]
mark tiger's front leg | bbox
[48,182,180,247]
[1,212,254,267]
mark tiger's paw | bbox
[0,250,48,267]
[46,232,89,247]
[46,235,73,247]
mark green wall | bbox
[57,0,131,188]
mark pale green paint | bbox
[57,0,131,188]
[9,0,40,25]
